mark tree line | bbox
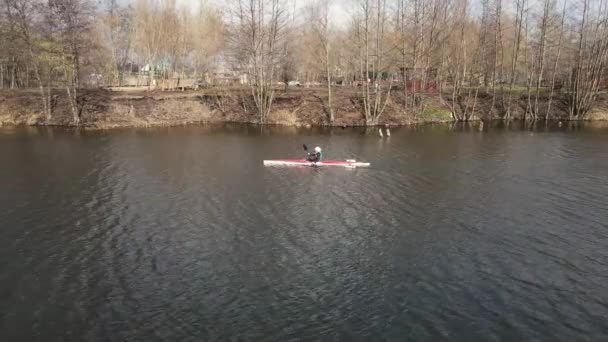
[1,0,607,125]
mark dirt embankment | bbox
[1,87,607,128]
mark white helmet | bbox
[314,146,322,152]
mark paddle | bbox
[303,144,312,163]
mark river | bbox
[1,123,607,341]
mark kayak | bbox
[263,159,370,168]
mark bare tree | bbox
[531,0,552,118]
[410,0,424,105]
[506,0,526,119]
[353,0,392,125]
[562,0,608,119]
[441,0,464,120]
[133,0,168,89]
[491,0,504,113]
[0,1,12,89]
[231,0,288,123]
[4,0,54,120]
[396,0,408,109]
[192,1,225,84]
[523,2,533,121]
[44,0,94,125]
[308,0,335,122]
[102,0,133,86]
[546,0,567,120]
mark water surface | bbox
[1,123,608,341]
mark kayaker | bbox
[307,146,323,163]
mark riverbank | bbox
[1,87,608,129]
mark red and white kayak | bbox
[263,159,370,168]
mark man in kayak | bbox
[306,146,323,163]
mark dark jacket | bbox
[307,151,322,162]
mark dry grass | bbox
[3,87,608,128]
[267,109,298,125]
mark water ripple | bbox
[1,125,608,341]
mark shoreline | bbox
[3,118,608,134]
[1,88,607,130]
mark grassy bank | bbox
[1,87,607,129]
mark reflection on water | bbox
[1,123,608,341]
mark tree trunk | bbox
[10,58,16,88]
[547,0,566,120]
[507,0,525,120]
[327,65,334,122]
[534,0,550,119]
